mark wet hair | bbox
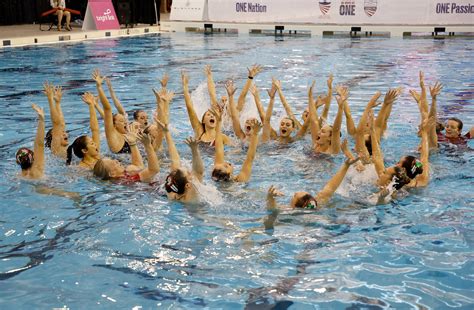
[392,166,413,190]
[93,159,111,180]
[400,155,423,179]
[66,136,88,165]
[211,168,231,182]
[201,110,212,133]
[45,129,53,148]
[133,110,145,121]
[294,193,315,209]
[16,147,34,170]
[448,117,463,131]
[365,135,373,156]
[436,121,445,134]
[165,169,188,195]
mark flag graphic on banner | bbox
[364,0,377,17]
[319,1,331,15]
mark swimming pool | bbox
[0,33,473,309]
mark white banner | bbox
[170,0,208,21]
[202,0,473,25]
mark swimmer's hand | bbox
[159,73,169,88]
[271,77,281,91]
[81,92,96,106]
[335,85,349,107]
[224,80,237,96]
[267,82,277,98]
[204,65,213,77]
[384,88,400,106]
[184,136,199,149]
[138,132,151,146]
[53,86,63,104]
[219,96,228,110]
[157,89,174,103]
[181,70,189,87]
[429,81,443,98]
[247,64,262,78]
[43,81,55,99]
[316,95,326,109]
[267,185,284,198]
[368,91,382,109]
[308,80,315,99]
[92,69,104,85]
[249,119,262,135]
[31,103,44,120]
[327,74,334,89]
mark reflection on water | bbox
[0,33,473,309]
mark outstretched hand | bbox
[43,82,55,98]
[384,88,400,105]
[204,65,213,77]
[249,119,262,135]
[335,85,349,106]
[247,64,262,78]
[53,86,63,103]
[429,82,443,97]
[271,77,281,90]
[225,80,237,96]
[368,92,382,109]
[81,92,96,105]
[267,83,277,98]
[267,185,284,199]
[184,136,199,149]
[327,74,334,89]
[92,69,104,85]
[31,103,44,119]
[157,88,174,102]
[181,70,189,86]
[138,132,152,145]
[159,73,169,88]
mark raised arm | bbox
[261,84,277,143]
[308,82,322,148]
[249,84,266,124]
[156,90,180,170]
[329,87,346,154]
[237,64,262,113]
[234,119,262,182]
[338,85,356,137]
[53,85,66,128]
[428,82,442,148]
[370,116,385,177]
[82,92,101,153]
[204,65,220,111]
[30,104,45,178]
[316,140,358,205]
[105,77,127,117]
[185,137,204,182]
[415,116,433,187]
[43,82,62,127]
[226,80,246,140]
[355,92,381,159]
[138,133,160,183]
[273,78,302,129]
[93,69,124,153]
[180,71,203,139]
[374,88,400,139]
[211,108,225,165]
[264,186,283,231]
[320,74,333,126]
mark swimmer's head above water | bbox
[211,162,233,182]
[16,147,34,170]
[290,191,318,209]
[165,168,198,202]
[93,157,125,180]
[66,136,99,165]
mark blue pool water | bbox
[0,33,473,309]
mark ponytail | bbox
[66,144,74,165]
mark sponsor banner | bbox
[203,0,473,25]
[83,0,120,30]
[170,0,208,21]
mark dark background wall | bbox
[0,0,160,25]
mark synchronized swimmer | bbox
[16,67,473,208]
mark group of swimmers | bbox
[16,67,473,208]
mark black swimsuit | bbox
[117,141,131,154]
